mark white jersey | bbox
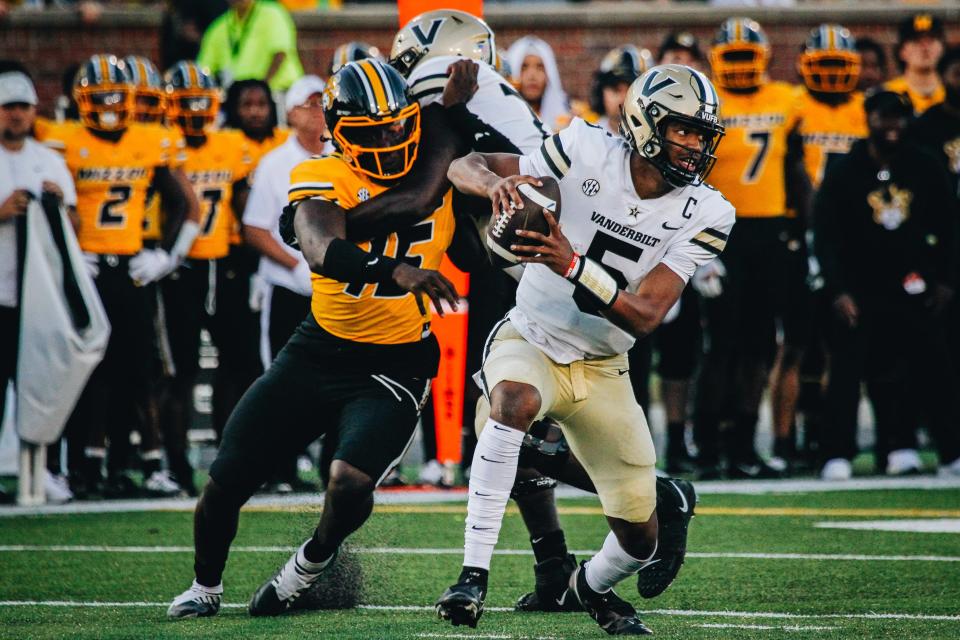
[407,55,549,154]
[513,118,736,364]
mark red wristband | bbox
[564,253,581,280]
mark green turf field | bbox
[1,487,959,639]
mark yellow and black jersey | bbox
[883,76,945,115]
[38,122,187,255]
[223,127,290,245]
[181,130,254,260]
[288,153,456,345]
[141,125,187,244]
[797,91,867,188]
[710,82,803,218]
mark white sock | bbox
[585,531,657,593]
[296,540,334,573]
[463,419,525,570]
[190,579,222,595]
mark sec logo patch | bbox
[582,179,600,196]
[357,188,370,202]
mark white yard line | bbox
[1,476,958,517]
[0,601,957,623]
[0,545,957,563]
[695,623,837,631]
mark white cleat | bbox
[145,470,186,497]
[886,449,923,476]
[821,458,853,481]
[938,457,960,478]
[167,581,222,619]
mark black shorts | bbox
[707,217,811,356]
[209,316,436,495]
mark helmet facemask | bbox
[333,102,421,181]
[799,51,861,93]
[168,90,219,136]
[75,85,134,131]
[710,45,769,89]
[133,88,165,123]
[624,108,722,188]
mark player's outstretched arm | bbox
[294,197,459,316]
[344,104,468,241]
[447,151,546,218]
[513,210,684,339]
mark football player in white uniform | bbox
[436,65,734,635]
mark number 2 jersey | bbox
[288,153,455,345]
[38,121,186,255]
[515,118,736,364]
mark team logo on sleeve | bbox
[581,179,600,196]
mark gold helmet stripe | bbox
[357,59,389,114]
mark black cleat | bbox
[728,457,784,480]
[436,570,487,628]
[515,554,582,612]
[637,477,697,599]
[249,545,337,616]
[570,561,653,635]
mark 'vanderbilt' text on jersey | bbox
[516,118,736,363]
[288,155,455,345]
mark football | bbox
[485,176,562,269]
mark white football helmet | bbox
[620,64,725,187]
[390,9,496,77]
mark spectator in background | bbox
[855,37,889,93]
[505,36,568,131]
[815,90,960,479]
[885,13,945,114]
[659,31,706,73]
[910,46,960,477]
[197,0,304,91]
[161,0,229,71]
[243,75,329,370]
[0,65,79,502]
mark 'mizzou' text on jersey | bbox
[590,212,662,248]
[76,167,148,182]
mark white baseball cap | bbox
[0,72,38,107]
[284,75,326,113]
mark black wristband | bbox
[323,237,400,285]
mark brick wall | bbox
[2,3,958,116]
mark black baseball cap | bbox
[863,88,914,117]
[898,14,944,44]
[658,31,703,61]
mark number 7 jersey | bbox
[515,118,736,364]
[288,154,455,345]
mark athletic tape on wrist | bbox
[574,257,619,307]
[170,220,200,263]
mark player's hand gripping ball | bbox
[485,175,562,269]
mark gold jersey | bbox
[288,154,455,345]
[181,130,254,260]
[883,76,945,115]
[38,122,187,255]
[797,91,867,188]
[141,125,187,243]
[710,82,803,218]
[225,127,290,245]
